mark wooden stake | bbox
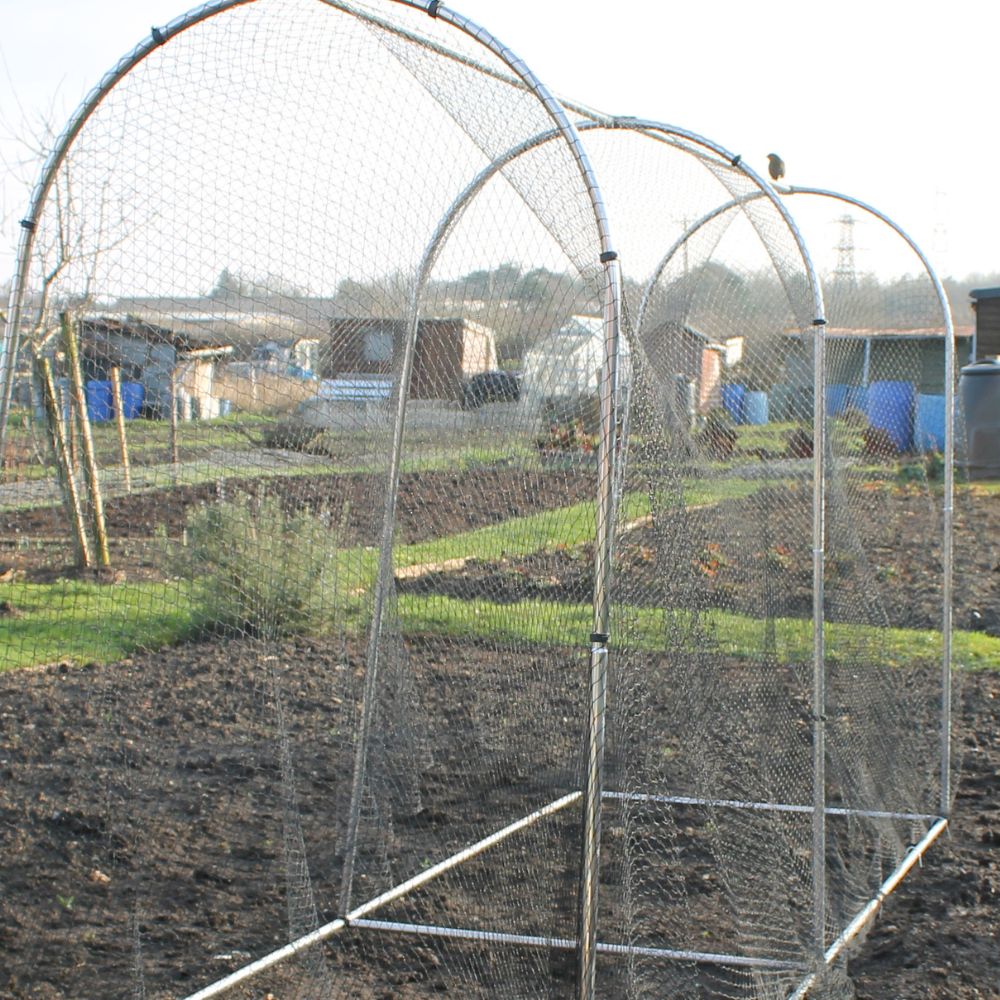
[62,311,111,568]
[110,366,132,493]
[35,353,92,568]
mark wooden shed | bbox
[325,318,498,402]
[639,320,742,413]
[971,288,1000,359]
[78,316,232,419]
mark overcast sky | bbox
[1,0,997,284]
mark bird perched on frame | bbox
[767,153,785,182]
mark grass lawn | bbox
[396,592,999,671]
[5,572,996,674]
[1,578,196,669]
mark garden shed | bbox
[638,319,743,414]
[782,325,973,395]
[325,316,497,402]
[521,314,635,425]
[971,287,1000,358]
[79,315,233,418]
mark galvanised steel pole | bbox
[577,249,620,1000]
[810,309,828,971]
[322,14,622,982]
[781,186,956,820]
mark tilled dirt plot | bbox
[1,465,598,582]
[1,634,997,1000]
[399,486,1000,636]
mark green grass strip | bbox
[0,580,197,671]
[4,578,997,673]
[397,593,1000,672]
[396,479,761,570]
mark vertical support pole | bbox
[577,252,621,1000]
[339,300,422,918]
[810,317,828,970]
[940,306,955,816]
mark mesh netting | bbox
[0,3,958,999]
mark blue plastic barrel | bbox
[914,394,946,453]
[846,385,868,413]
[85,380,113,422]
[770,384,795,422]
[826,384,850,417]
[721,383,746,424]
[119,381,145,419]
[743,391,769,425]
[867,380,915,452]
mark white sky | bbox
[1,0,997,285]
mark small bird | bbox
[767,153,785,182]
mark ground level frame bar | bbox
[787,817,949,999]
[603,790,940,823]
[350,917,804,971]
[182,789,946,1000]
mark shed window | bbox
[363,329,393,362]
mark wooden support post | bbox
[110,366,132,493]
[62,311,111,569]
[35,353,92,568]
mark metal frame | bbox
[180,787,948,1000]
[1,0,954,996]
[636,183,956,817]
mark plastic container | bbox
[743,390,769,425]
[959,359,1000,478]
[867,380,915,452]
[914,394,946,453]
[721,383,746,424]
[825,384,850,417]
[85,380,113,422]
[845,385,868,414]
[769,383,795,422]
[119,381,145,419]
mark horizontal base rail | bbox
[604,790,940,823]
[787,817,949,1000]
[182,793,947,1000]
[182,791,581,1000]
[351,917,805,971]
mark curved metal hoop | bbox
[0,7,622,998]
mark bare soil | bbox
[0,465,598,583]
[0,637,997,999]
[1,468,998,998]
